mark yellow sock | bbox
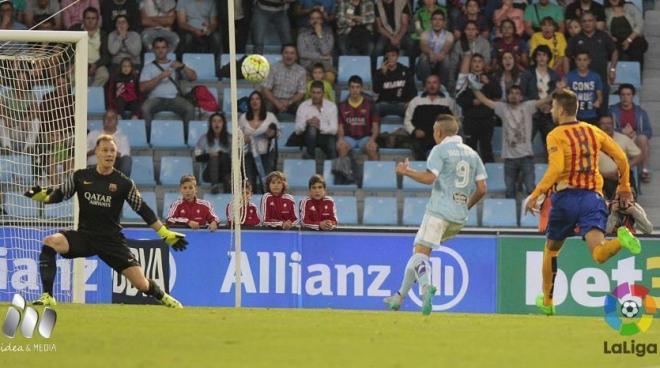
[592,239,621,264]
[542,247,559,306]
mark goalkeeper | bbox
[26,135,187,308]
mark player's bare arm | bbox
[467,179,487,210]
[396,158,436,185]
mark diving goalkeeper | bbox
[26,134,187,308]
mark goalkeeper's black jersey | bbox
[59,168,148,236]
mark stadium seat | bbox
[144,52,175,65]
[403,161,428,192]
[0,155,32,185]
[222,87,253,116]
[613,61,641,88]
[131,155,156,186]
[188,120,208,147]
[262,54,282,66]
[534,163,548,185]
[277,122,301,154]
[283,159,316,190]
[322,160,358,191]
[482,198,517,227]
[492,127,502,157]
[381,115,403,125]
[44,200,73,219]
[119,119,149,149]
[151,120,186,148]
[519,210,539,228]
[376,55,410,68]
[402,196,427,225]
[4,193,38,219]
[363,197,398,225]
[251,194,263,217]
[338,56,372,84]
[88,87,105,115]
[333,196,358,225]
[203,193,231,221]
[182,53,216,81]
[159,156,194,186]
[485,163,506,194]
[88,119,102,132]
[161,191,181,219]
[466,207,479,227]
[362,161,397,191]
[122,191,156,221]
[532,133,545,156]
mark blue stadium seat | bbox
[380,124,404,133]
[44,200,73,219]
[182,53,216,81]
[0,155,32,185]
[363,197,398,225]
[377,124,411,156]
[222,87,253,116]
[4,193,38,219]
[532,133,545,156]
[485,163,506,194]
[263,54,282,66]
[492,126,502,157]
[362,161,397,190]
[403,161,428,192]
[613,61,641,88]
[402,196,427,225]
[203,193,231,221]
[482,198,517,227]
[252,194,263,217]
[118,119,149,149]
[519,210,539,228]
[534,163,548,185]
[88,119,102,132]
[333,196,358,225]
[376,55,410,68]
[122,191,157,221]
[467,207,479,226]
[159,156,194,185]
[283,159,316,190]
[278,122,301,154]
[131,155,156,186]
[381,115,403,125]
[323,160,358,191]
[162,191,181,219]
[144,52,175,64]
[338,56,372,84]
[188,120,208,147]
[151,120,186,148]
[88,87,105,115]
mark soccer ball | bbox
[621,300,640,318]
[241,54,270,83]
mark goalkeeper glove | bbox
[157,226,188,251]
[24,186,52,203]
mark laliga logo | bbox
[408,246,469,311]
[604,282,656,336]
[2,294,56,339]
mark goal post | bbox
[0,30,88,303]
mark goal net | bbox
[0,31,88,304]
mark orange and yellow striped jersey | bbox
[532,121,631,197]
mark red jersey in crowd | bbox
[299,196,337,230]
[261,192,298,228]
[226,202,261,226]
[166,197,220,227]
[338,97,380,139]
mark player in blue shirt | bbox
[384,114,488,315]
[565,50,603,125]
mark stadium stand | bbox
[122,192,157,221]
[159,156,194,186]
[182,53,217,82]
[333,196,358,225]
[323,160,358,191]
[283,159,316,191]
[482,199,518,227]
[119,120,149,149]
[362,161,397,191]
[363,197,397,225]
[151,120,187,149]
[131,155,156,186]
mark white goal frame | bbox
[0,30,88,303]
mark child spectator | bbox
[107,57,141,119]
[194,112,231,194]
[300,175,337,231]
[304,63,335,102]
[566,18,582,39]
[566,50,603,125]
[166,175,220,231]
[261,171,297,229]
[226,181,261,226]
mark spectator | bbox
[293,0,336,28]
[61,0,99,30]
[10,0,26,23]
[226,181,260,226]
[609,83,653,183]
[605,0,647,67]
[40,74,74,134]
[166,175,220,231]
[529,17,567,75]
[139,37,197,140]
[456,53,501,162]
[239,91,280,193]
[417,10,454,86]
[409,0,447,67]
[491,18,528,71]
[176,0,221,55]
[107,57,141,120]
[297,8,335,73]
[372,45,417,117]
[337,75,380,161]
[261,44,307,114]
[86,109,132,176]
[139,0,179,52]
[251,0,292,55]
[566,50,603,125]
[194,112,231,194]
[305,63,336,102]
[565,0,606,30]
[566,18,582,39]
[523,0,565,36]
[450,20,491,91]
[337,0,376,56]
[81,7,109,87]
[261,171,297,229]
[0,69,39,152]
[493,0,524,38]
[472,84,557,198]
[598,114,641,199]
[25,0,61,29]
[404,74,458,160]
[520,45,561,145]
[218,0,251,53]
[107,14,142,69]
[294,81,338,160]
[0,1,26,29]
[491,50,523,100]
[101,0,139,32]
[373,0,411,63]
[300,174,337,231]
[453,0,490,40]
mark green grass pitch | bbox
[1,304,659,367]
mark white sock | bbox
[399,253,431,296]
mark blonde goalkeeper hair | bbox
[433,114,460,136]
[95,134,116,147]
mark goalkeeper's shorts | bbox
[59,230,140,272]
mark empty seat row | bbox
[132,155,194,186]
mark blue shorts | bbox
[344,136,371,151]
[547,189,608,241]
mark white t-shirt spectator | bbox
[294,99,338,135]
[139,60,180,99]
[176,0,217,29]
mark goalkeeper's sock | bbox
[409,253,431,290]
[542,247,559,306]
[592,239,621,264]
[397,255,419,297]
[145,279,165,300]
[39,245,57,296]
